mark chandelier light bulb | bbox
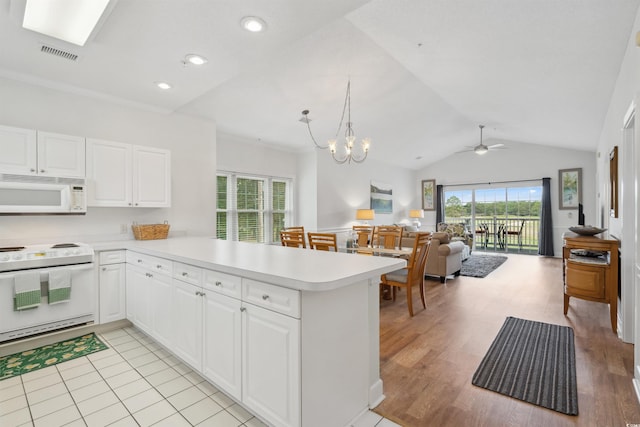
[328,139,337,153]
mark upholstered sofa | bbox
[424,231,465,283]
[436,222,474,251]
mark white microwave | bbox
[0,174,86,214]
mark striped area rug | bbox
[472,316,578,415]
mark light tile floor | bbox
[0,327,401,427]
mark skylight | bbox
[22,0,111,46]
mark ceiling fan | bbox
[458,125,504,155]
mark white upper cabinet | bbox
[0,126,85,178]
[86,139,132,206]
[0,125,37,174]
[133,145,171,207]
[87,139,171,207]
[37,132,86,178]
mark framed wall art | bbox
[558,168,582,210]
[422,179,436,211]
[370,181,393,213]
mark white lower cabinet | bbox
[203,291,242,400]
[126,251,358,427]
[126,264,151,333]
[242,302,300,427]
[98,250,126,324]
[151,273,173,348]
[125,252,174,344]
[172,279,203,370]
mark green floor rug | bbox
[0,333,108,381]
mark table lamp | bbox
[409,209,424,228]
[356,209,375,225]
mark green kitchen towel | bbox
[48,287,71,304]
[48,269,71,304]
[14,272,41,310]
[14,290,42,310]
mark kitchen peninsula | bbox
[98,237,405,427]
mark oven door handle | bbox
[38,263,95,273]
[0,263,95,279]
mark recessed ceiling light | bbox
[240,16,266,32]
[155,81,172,90]
[22,0,111,46]
[184,54,208,66]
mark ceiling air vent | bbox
[40,44,79,62]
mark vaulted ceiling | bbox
[0,0,638,169]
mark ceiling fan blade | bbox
[455,148,474,154]
[488,143,505,149]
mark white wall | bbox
[595,8,640,344]
[217,133,298,178]
[596,10,640,236]
[0,77,217,245]
[316,152,417,230]
[418,141,596,256]
[216,138,418,233]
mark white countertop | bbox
[92,237,405,292]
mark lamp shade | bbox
[409,209,424,219]
[356,209,375,221]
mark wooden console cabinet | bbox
[562,232,619,333]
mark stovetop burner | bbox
[0,247,25,252]
[51,243,79,248]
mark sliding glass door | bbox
[443,183,542,254]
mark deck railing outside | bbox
[444,216,540,254]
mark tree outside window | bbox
[216,173,291,244]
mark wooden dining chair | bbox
[352,225,374,248]
[379,232,431,317]
[280,228,306,248]
[307,232,338,252]
[373,225,403,250]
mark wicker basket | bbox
[132,221,170,240]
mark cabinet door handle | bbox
[156,265,162,269]
[182,272,188,277]
[137,259,142,263]
[102,267,106,271]
[128,203,132,206]
[240,307,246,312]
[40,169,45,173]
[201,292,206,297]
[215,281,222,287]
[262,294,270,301]
[195,291,201,296]
[135,203,139,206]
[30,168,35,172]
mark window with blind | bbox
[216,172,292,244]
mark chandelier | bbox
[300,80,371,164]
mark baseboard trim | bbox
[369,378,385,408]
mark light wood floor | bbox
[375,254,640,427]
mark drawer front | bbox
[173,262,203,286]
[126,251,173,276]
[203,270,241,299]
[565,261,606,299]
[242,279,300,318]
[99,250,126,265]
